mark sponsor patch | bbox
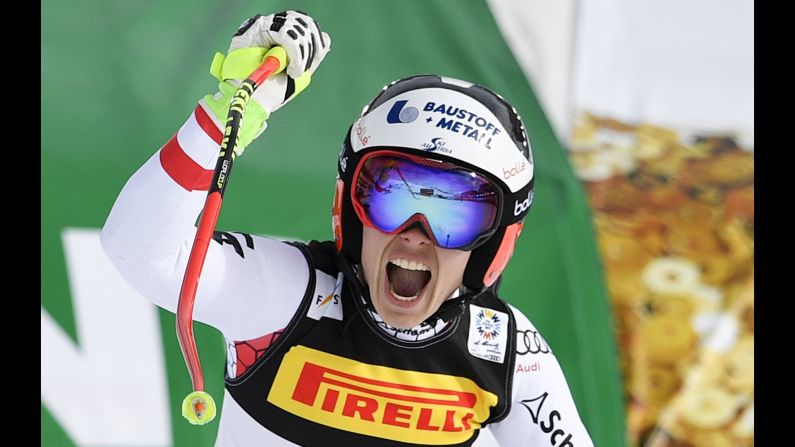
[306,272,343,321]
[268,345,498,444]
[519,392,576,447]
[386,100,419,123]
[421,137,452,153]
[468,305,509,363]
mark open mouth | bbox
[386,258,432,302]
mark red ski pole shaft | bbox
[176,46,287,425]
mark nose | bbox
[399,225,432,247]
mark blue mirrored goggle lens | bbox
[355,155,499,248]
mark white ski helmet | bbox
[333,75,535,291]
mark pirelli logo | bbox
[268,345,498,444]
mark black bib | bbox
[226,241,516,447]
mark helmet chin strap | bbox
[334,254,372,308]
[335,253,494,330]
[335,254,376,334]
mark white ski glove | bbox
[202,10,331,152]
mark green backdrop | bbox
[42,1,626,445]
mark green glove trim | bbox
[204,45,305,153]
[205,47,275,153]
[290,71,313,102]
[209,52,226,81]
[218,47,268,81]
[202,83,269,153]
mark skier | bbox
[101,10,594,446]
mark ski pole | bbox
[176,46,288,425]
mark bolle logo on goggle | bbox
[514,190,533,216]
[386,100,419,124]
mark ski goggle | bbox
[352,150,502,250]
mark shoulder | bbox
[505,303,553,356]
[214,232,311,277]
[211,231,315,300]
[301,240,340,276]
[278,239,343,322]
[211,231,305,262]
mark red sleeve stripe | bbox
[159,135,214,191]
[194,105,223,144]
[159,106,225,192]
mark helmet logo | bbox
[421,137,451,154]
[355,124,370,146]
[514,190,533,216]
[503,160,529,179]
[423,102,501,150]
[386,100,419,124]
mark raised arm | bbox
[100,11,331,340]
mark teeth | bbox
[390,258,430,272]
[390,285,419,302]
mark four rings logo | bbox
[517,329,550,355]
[268,346,498,444]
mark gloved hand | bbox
[201,11,331,152]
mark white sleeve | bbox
[100,101,309,341]
[488,304,595,447]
